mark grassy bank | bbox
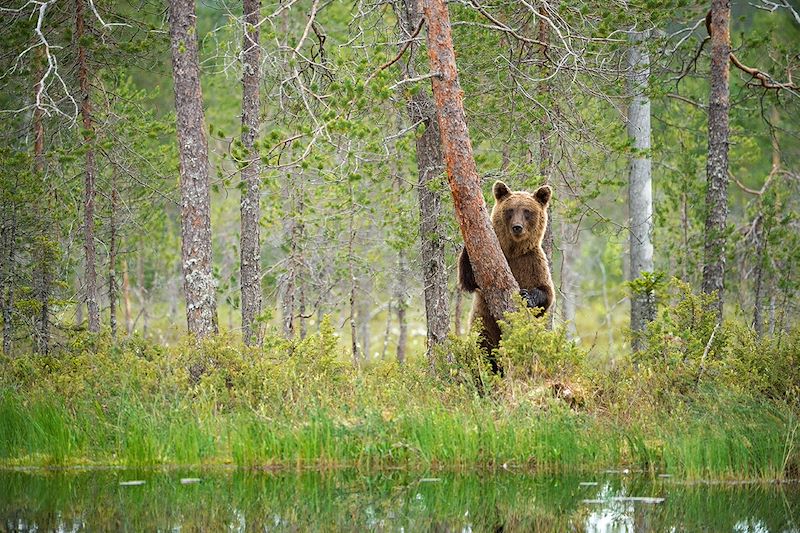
[1,284,798,479]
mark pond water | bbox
[0,468,796,532]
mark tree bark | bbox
[109,168,118,339]
[398,0,449,358]
[702,0,731,321]
[395,251,408,363]
[752,215,766,336]
[1,205,15,356]
[537,5,555,330]
[240,0,263,345]
[77,0,100,333]
[627,30,656,351]
[560,224,580,339]
[31,46,48,354]
[121,256,132,335]
[169,0,219,338]
[422,0,518,321]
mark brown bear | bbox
[458,180,555,366]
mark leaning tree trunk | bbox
[169,0,219,338]
[627,30,656,351]
[240,0,263,345]
[422,0,518,320]
[77,0,100,333]
[702,0,731,321]
[398,0,449,358]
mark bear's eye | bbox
[523,209,533,220]
[504,209,514,221]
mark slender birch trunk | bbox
[627,30,656,351]
[169,0,219,338]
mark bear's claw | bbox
[520,288,547,310]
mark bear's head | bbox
[490,180,551,256]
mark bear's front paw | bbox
[520,288,547,310]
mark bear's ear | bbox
[534,185,552,206]
[493,181,511,201]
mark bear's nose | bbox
[512,224,523,235]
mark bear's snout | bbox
[511,224,524,235]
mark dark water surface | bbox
[0,468,797,532]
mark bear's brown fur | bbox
[457,181,555,366]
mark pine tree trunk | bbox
[347,188,360,365]
[752,215,766,336]
[1,206,15,356]
[398,0,449,358]
[396,251,408,363]
[77,0,100,333]
[240,0,262,345]
[33,45,50,354]
[702,0,731,321]
[422,0,518,321]
[169,0,219,338]
[627,30,656,351]
[109,170,118,339]
[122,258,132,335]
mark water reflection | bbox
[0,469,796,532]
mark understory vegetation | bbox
[1,281,797,480]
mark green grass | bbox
[1,305,797,479]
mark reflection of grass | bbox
[0,469,796,532]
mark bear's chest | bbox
[507,251,546,287]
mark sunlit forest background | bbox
[1,0,798,360]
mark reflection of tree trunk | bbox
[240,0,263,345]
[397,0,449,360]
[122,257,132,335]
[77,0,100,333]
[169,0,219,338]
[627,30,656,351]
[702,0,731,321]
